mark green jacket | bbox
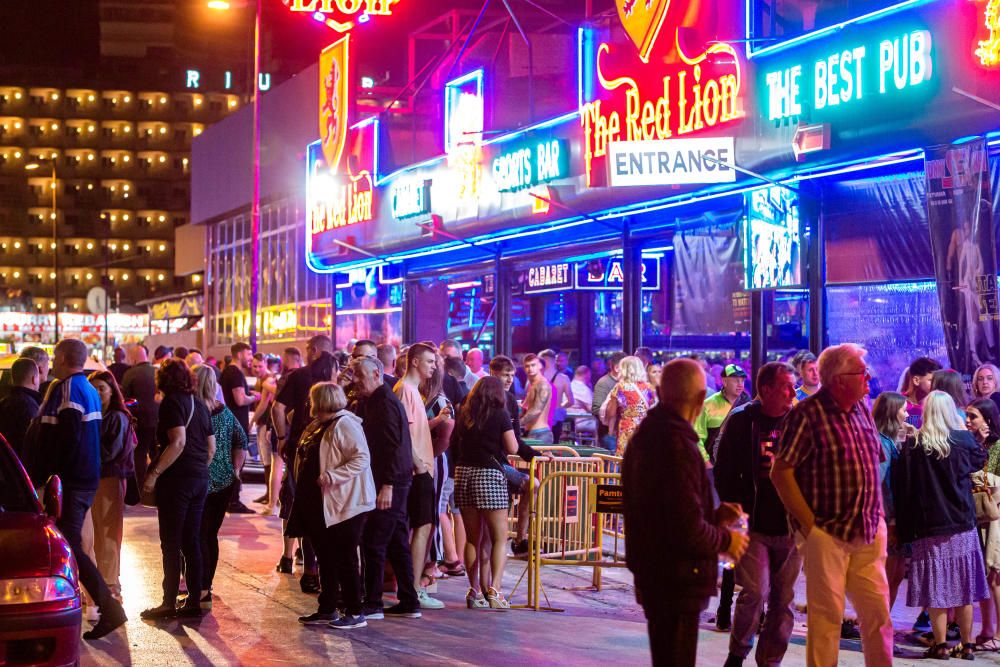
[694,391,749,462]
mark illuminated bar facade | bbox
[196,0,1000,380]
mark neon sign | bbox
[286,0,401,33]
[445,70,485,201]
[492,139,569,192]
[579,26,744,186]
[525,263,573,293]
[976,0,1000,67]
[391,179,431,219]
[761,28,934,123]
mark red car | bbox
[0,438,81,666]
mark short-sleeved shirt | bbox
[394,380,434,476]
[275,365,314,450]
[156,392,213,480]
[775,387,884,544]
[454,408,514,470]
[221,365,251,436]
[208,404,249,493]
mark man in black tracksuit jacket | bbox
[713,362,801,667]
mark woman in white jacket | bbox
[290,382,375,630]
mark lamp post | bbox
[209,0,262,352]
[26,159,60,341]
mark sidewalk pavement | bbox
[80,483,1000,666]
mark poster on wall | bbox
[925,138,1000,375]
[672,212,747,335]
[745,185,802,289]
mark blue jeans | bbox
[599,434,617,452]
[730,531,802,665]
[58,487,114,610]
[527,428,553,444]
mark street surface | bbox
[80,483,1000,666]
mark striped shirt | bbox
[776,387,884,544]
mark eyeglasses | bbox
[840,369,872,379]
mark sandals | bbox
[441,560,466,577]
[486,586,510,611]
[951,643,976,661]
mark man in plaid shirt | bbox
[771,343,893,666]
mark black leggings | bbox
[309,512,367,616]
[200,483,233,591]
[156,473,208,606]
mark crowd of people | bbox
[10,332,1000,664]
[622,345,1000,666]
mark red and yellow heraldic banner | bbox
[320,36,350,171]
[307,34,377,269]
[581,0,747,186]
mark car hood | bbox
[0,513,61,579]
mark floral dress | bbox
[613,381,656,456]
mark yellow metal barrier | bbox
[514,458,627,611]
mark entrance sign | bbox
[607,137,736,186]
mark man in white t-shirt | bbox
[466,347,488,380]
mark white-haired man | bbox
[770,343,892,665]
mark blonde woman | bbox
[290,382,375,630]
[603,355,656,456]
[973,364,1000,399]
[892,390,989,660]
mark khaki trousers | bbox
[796,519,893,666]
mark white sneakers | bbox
[416,588,445,609]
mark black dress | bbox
[285,418,335,539]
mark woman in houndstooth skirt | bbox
[451,376,519,610]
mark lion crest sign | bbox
[617,0,670,62]
[319,35,350,173]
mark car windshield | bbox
[0,447,39,513]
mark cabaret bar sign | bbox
[525,262,573,293]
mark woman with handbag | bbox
[193,364,248,610]
[892,390,990,660]
[82,370,136,609]
[451,376,519,610]
[140,359,216,621]
[966,398,1000,646]
[291,382,375,629]
[602,356,656,457]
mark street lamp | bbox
[25,159,60,341]
[209,0,263,351]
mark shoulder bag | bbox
[141,395,195,508]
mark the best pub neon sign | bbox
[579,6,745,186]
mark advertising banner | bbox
[925,138,1000,374]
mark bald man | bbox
[623,358,749,667]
